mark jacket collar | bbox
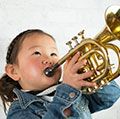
[13,88,44,109]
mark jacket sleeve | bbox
[84,81,120,113]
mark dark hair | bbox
[0,29,55,113]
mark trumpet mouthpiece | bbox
[44,67,55,77]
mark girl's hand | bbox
[63,52,96,90]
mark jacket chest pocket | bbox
[31,102,47,118]
[34,107,47,117]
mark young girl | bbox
[0,29,120,119]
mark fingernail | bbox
[83,59,87,65]
[77,51,80,55]
[93,83,97,86]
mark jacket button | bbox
[69,92,76,98]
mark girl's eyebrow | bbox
[28,45,42,50]
[28,45,57,50]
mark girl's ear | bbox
[5,64,20,81]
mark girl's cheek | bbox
[27,59,43,72]
[30,58,41,67]
[26,64,43,79]
[31,62,43,71]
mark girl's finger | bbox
[79,80,96,87]
[63,60,69,69]
[68,52,80,68]
[77,71,94,80]
[72,59,87,73]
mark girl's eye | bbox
[50,53,57,56]
[33,51,41,56]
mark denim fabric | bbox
[7,81,120,119]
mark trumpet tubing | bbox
[44,5,120,94]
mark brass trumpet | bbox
[44,5,120,94]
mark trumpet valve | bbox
[72,36,79,45]
[66,41,73,50]
[78,30,85,40]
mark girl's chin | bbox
[47,77,59,83]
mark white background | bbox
[0,0,120,119]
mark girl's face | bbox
[15,34,62,90]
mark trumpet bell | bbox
[106,5,120,38]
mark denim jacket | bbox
[7,81,120,119]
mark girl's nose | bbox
[42,59,53,65]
